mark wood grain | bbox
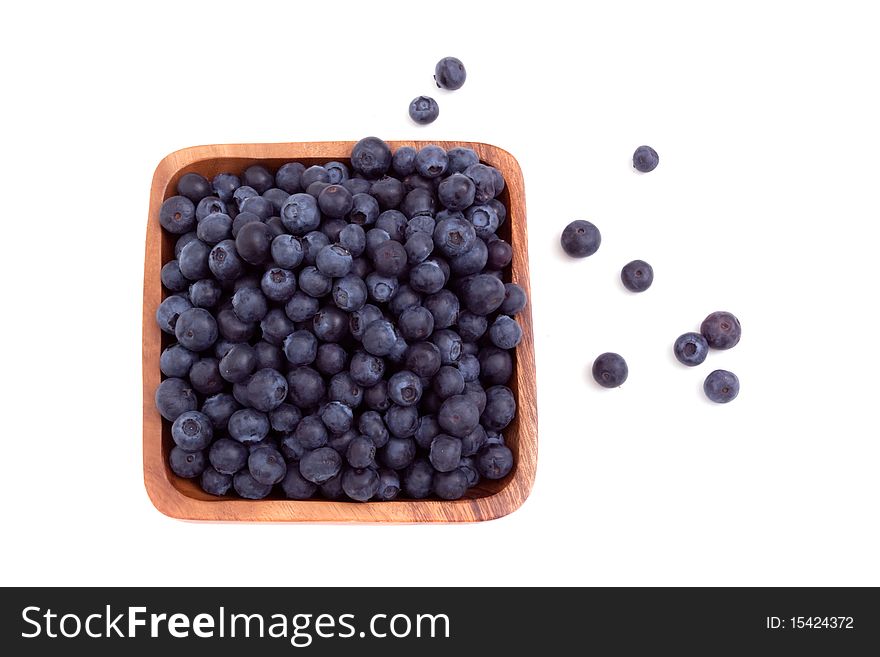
[143,141,537,522]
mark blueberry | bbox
[262,188,290,214]
[389,284,423,316]
[327,428,358,455]
[363,380,391,411]
[218,308,256,344]
[406,215,436,239]
[385,405,419,439]
[460,424,488,457]
[478,346,513,386]
[380,437,417,469]
[480,386,515,432]
[488,199,507,225]
[259,267,297,302]
[239,195,274,220]
[446,147,479,174]
[229,287,266,324]
[230,211,261,238]
[320,401,354,434]
[704,370,740,403]
[160,343,197,378]
[269,403,302,433]
[295,447,341,485]
[359,411,390,448]
[171,410,213,452]
[274,162,305,194]
[218,343,256,383]
[409,261,445,294]
[200,467,233,496]
[246,368,289,412]
[294,414,329,449]
[174,307,218,351]
[339,224,366,258]
[228,408,270,444]
[287,366,326,409]
[370,177,406,211]
[248,445,287,485]
[312,305,349,342]
[233,221,272,266]
[592,352,628,388]
[319,473,345,499]
[322,161,349,185]
[392,146,417,177]
[188,278,222,308]
[433,215,476,257]
[489,315,523,349]
[673,332,709,366]
[297,266,333,298]
[350,137,392,179]
[438,394,480,437]
[456,354,481,383]
[465,204,499,239]
[170,446,206,479]
[280,193,321,235]
[432,365,465,399]
[178,238,212,280]
[365,272,398,304]
[458,457,480,487]
[376,469,400,500]
[282,293,319,325]
[621,259,654,292]
[212,173,241,202]
[633,145,659,172]
[349,350,386,387]
[434,56,466,90]
[561,220,601,258]
[349,304,384,341]
[401,188,436,220]
[315,343,348,376]
[364,228,391,261]
[386,370,422,407]
[463,163,496,203]
[405,232,435,265]
[476,444,514,480]
[397,306,434,341]
[282,330,317,367]
[457,311,488,342]
[233,185,259,209]
[156,295,193,334]
[201,394,240,431]
[405,341,442,378]
[428,434,462,473]
[409,414,438,450]
[243,164,274,194]
[431,329,463,365]
[232,379,252,407]
[403,459,434,498]
[259,308,294,346]
[448,237,488,277]
[700,311,742,350]
[207,239,244,282]
[177,172,212,203]
[342,467,380,501]
[328,274,365,313]
[499,283,527,315]
[372,239,408,277]
[233,470,272,499]
[161,260,189,293]
[253,341,284,371]
[346,436,376,468]
[415,145,448,178]
[195,212,232,245]
[342,178,372,195]
[196,197,227,221]
[409,95,440,125]
[424,290,459,329]
[317,184,353,220]
[188,357,224,394]
[432,469,468,500]
[362,319,398,357]
[301,165,330,189]
[280,467,317,499]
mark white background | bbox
[1,0,878,587]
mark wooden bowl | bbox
[143,141,537,522]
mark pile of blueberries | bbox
[561,145,742,403]
[155,137,524,501]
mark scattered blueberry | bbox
[592,352,628,388]
[434,56,466,90]
[703,369,740,403]
[561,220,601,258]
[621,259,654,292]
[633,145,659,173]
[673,332,709,366]
[409,96,440,125]
[700,311,742,350]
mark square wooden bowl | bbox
[143,141,537,522]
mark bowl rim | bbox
[143,140,537,523]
